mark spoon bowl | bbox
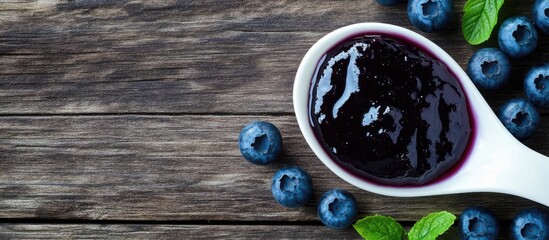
[293,23,549,206]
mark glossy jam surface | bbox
[309,35,471,185]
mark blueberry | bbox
[271,166,313,208]
[532,0,549,35]
[459,206,499,240]
[376,0,404,6]
[498,98,540,141]
[467,48,511,90]
[498,16,539,58]
[407,0,454,32]
[524,64,549,108]
[317,189,358,229]
[238,121,282,165]
[511,208,549,240]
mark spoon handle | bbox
[506,145,549,206]
[452,102,549,206]
[446,127,549,206]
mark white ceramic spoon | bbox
[293,23,549,206]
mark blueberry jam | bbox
[309,35,471,185]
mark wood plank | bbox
[0,224,407,240]
[0,0,546,114]
[0,223,523,240]
[0,115,547,221]
[0,224,363,240]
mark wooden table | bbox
[0,1,547,239]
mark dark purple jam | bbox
[309,35,471,185]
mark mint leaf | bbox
[462,0,504,45]
[353,215,406,240]
[408,211,456,240]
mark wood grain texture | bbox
[0,0,547,114]
[0,115,547,222]
[0,224,379,239]
[0,0,548,239]
[0,223,525,240]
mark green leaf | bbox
[408,211,456,240]
[462,0,504,45]
[353,215,407,240]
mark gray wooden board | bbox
[0,0,548,239]
[0,223,529,239]
[0,223,498,240]
[0,0,547,114]
[0,115,547,222]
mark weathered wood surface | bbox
[0,0,548,239]
[0,223,529,240]
[0,224,474,239]
[0,0,547,114]
[0,224,462,239]
[0,115,546,222]
[0,224,365,240]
